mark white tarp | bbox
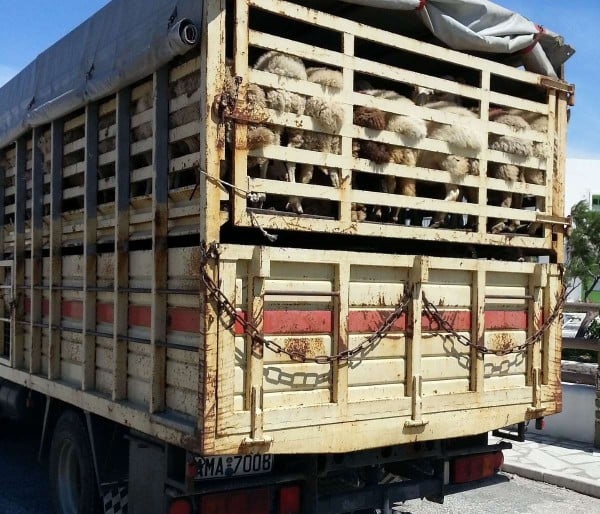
[342,0,560,76]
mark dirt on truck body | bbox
[0,0,574,512]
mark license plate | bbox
[194,454,274,480]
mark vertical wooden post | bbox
[233,0,249,226]
[112,88,131,401]
[12,137,26,370]
[0,158,4,258]
[199,0,226,452]
[405,255,428,427]
[543,90,557,249]
[527,265,545,407]
[470,264,486,392]
[245,246,268,442]
[553,91,568,263]
[340,33,355,228]
[82,103,99,391]
[0,158,5,359]
[150,66,169,413]
[333,261,349,414]
[477,71,491,235]
[48,121,63,380]
[216,259,237,434]
[29,127,44,374]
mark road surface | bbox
[0,421,599,513]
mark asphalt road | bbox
[0,422,50,514]
[0,422,599,514]
[399,473,600,514]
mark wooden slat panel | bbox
[30,128,44,374]
[249,0,549,88]
[12,137,27,370]
[150,66,170,413]
[199,0,226,452]
[82,103,99,391]
[113,87,131,401]
[48,121,64,380]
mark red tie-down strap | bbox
[416,0,427,11]
[520,24,545,54]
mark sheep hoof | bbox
[286,198,303,215]
[490,222,507,234]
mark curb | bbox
[502,462,600,499]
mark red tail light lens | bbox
[200,488,270,514]
[279,485,301,514]
[169,498,192,514]
[451,451,504,484]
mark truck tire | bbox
[49,411,99,514]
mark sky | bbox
[0,0,596,162]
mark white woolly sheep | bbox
[488,109,548,234]
[287,67,346,214]
[354,89,427,222]
[416,95,482,229]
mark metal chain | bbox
[200,242,412,364]
[422,288,566,356]
[201,242,565,361]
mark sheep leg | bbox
[253,159,270,208]
[463,187,479,230]
[286,163,312,214]
[373,175,395,221]
[490,192,514,234]
[527,196,544,235]
[394,178,416,224]
[431,184,460,228]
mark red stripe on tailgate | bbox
[97,303,113,324]
[422,311,472,332]
[264,310,332,334]
[348,311,406,333]
[234,309,529,335]
[168,307,201,333]
[485,310,528,330]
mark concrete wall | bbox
[530,383,595,443]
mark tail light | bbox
[279,485,301,514]
[200,488,270,514]
[535,417,545,430]
[450,451,504,484]
[169,498,192,514]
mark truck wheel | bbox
[49,411,99,514]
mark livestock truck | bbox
[0,0,574,513]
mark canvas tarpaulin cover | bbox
[0,0,202,149]
[342,0,569,76]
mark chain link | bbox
[201,242,563,362]
[200,242,412,364]
[422,289,565,356]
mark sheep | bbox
[220,60,278,207]
[487,109,548,234]
[353,89,427,223]
[411,89,482,229]
[487,112,535,233]
[253,50,307,188]
[287,67,346,214]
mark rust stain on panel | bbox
[488,333,514,353]
[283,337,326,360]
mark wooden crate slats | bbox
[248,0,550,89]
[150,66,170,413]
[223,0,566,253]
[112,87,131,401]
